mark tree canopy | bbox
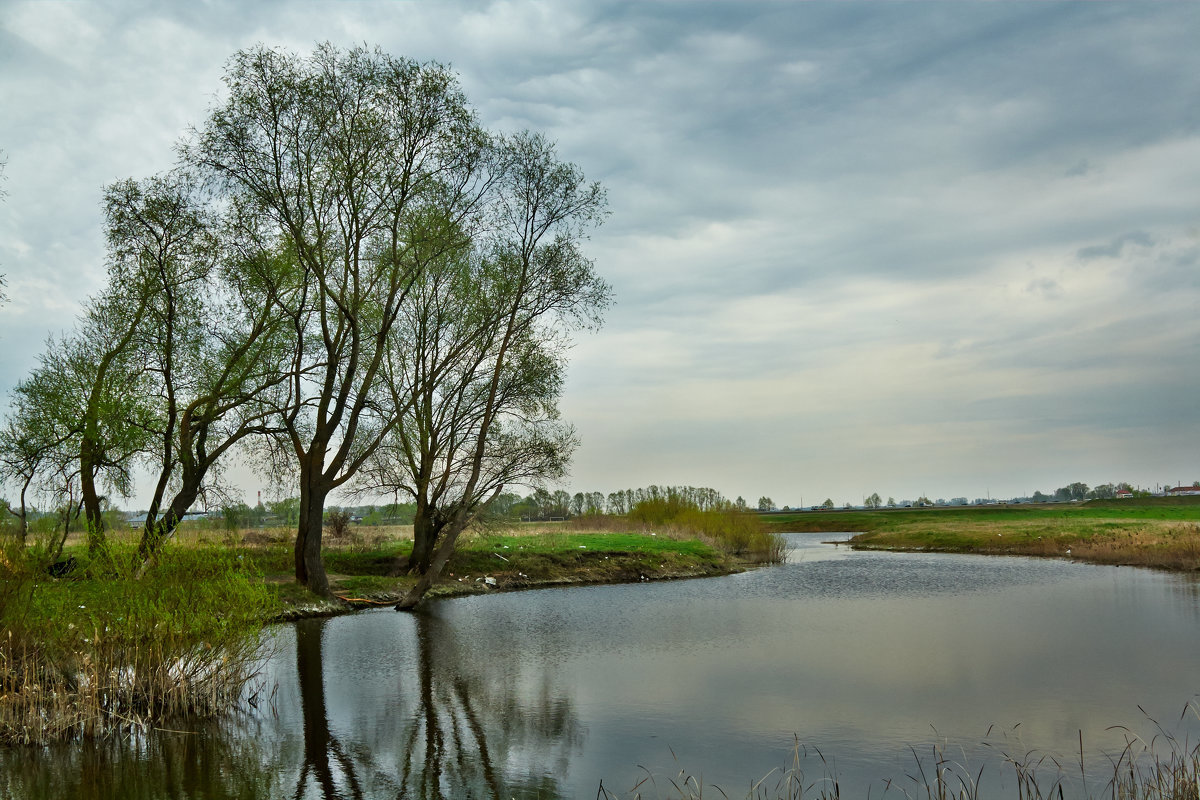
[0,44,609,604]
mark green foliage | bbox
[361,502,416,526]
[221,503,247,531]
[628,495,702,526]
[268,497,300,526]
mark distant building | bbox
[1115,489,1134,499]
[1166,486,1200,497]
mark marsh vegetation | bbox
[0,538,269,745]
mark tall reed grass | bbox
[626,498,787,563]
[0,537,271,745]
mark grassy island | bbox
[764,497,1200,571]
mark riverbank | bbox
[763,497,1200,571]
[266,527,744,620]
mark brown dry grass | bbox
[852,518,1200,571]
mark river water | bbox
[5,533,1200,799]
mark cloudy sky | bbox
[1,1,1198,508]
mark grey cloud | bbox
[1025,277,1063,299]
[1077,231,1155,261]
[1065,159,1092,178]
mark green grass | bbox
[1,540,271,745]
[228,526,736,609]
[761,499,1200,571]
[766,498,1200,531]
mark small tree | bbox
[17,306,155,554]
[821,498,834,509]
[324,509,351,539]
[865,492,882,509]
[757,496,775,512]
[0,410,65,542]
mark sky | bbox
[1,1,1198,509]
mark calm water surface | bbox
[6,534,1200,798]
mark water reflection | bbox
[285,610,582,800]
[0,608,581,800]
[0,721,283,799]
[294,618,364,799]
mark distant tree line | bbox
[483,484,734,521]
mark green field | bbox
[763,497,1200,571]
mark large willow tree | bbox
[186,44,493,594]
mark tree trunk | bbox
[295,470,331,596]
[408,501,437,575]
[396,520,466,610]
[139,492,192,560]
[135,488,201,578]
[79,448,105,555]
[10,476,32,543]
[48,501,75,564]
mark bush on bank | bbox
[628,497,786,562]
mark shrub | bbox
[628,498,785,563]
[325,509,352,539]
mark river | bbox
[4,533,1200,799]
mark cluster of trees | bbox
[0,44,609,608]
[1030,482,1134,503]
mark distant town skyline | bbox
[2,2,1197,511]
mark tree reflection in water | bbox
[0,720,283,799]
[291,611,582,799]
[294,618,366,799]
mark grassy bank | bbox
[763,498,1200,571]
[598,719,1200,800]
[264,523,744,614]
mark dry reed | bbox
[0,538,271,746]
